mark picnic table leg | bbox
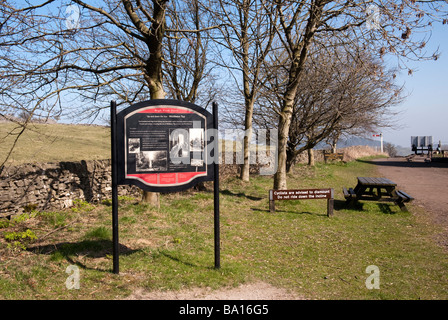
[385,187,394,197]
[374,187,382,200]
[396,200,408,212]
[345,196,355,206]
[391,189,409,212]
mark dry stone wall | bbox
[0,149,331,218]
[0,159,141,218]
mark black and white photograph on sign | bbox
[191,158,204,167]
[128,138,140,154]
[189,128,204,152]
[169,129,189,158]
[136,151,167,172]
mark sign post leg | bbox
[327,188,334,217]
[111,100,119,274]
[269,190,275,213]
[213,102,220,269]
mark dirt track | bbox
[126,281,304,300]
[372,157,448,248]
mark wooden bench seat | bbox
[343,187,356,200]
[343,186,357,205]
[395,190,414,203]
[394,189,414,212]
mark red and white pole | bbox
[373,133,383,153]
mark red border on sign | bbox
[127,172,206,186]
[138,107,194,114]
[127,173,158,184]
[177,172,206,183]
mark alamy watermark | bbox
[66,4,81,30]
[365,265,380,289]
[65,265,80,290]
[365,4,381,30]
[169,127,278,175]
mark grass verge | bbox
[0,158,447,299]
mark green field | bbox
[0,123,265,166]
[0,122,111,165]
[1,158,447,300]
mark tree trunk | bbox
[331,142,337,154]
[272,2,322,190]
[239,1,253,183]
[274,105,294,190]
[286,145,297,174]
[142,80,165,207]
[142,72,165,206]
[308,148,315,166]
[240,100,254,182]
[140,0,168,207]
[142,191,159,207]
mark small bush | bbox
[4,229,37,242]
[71,199,94,213]
[4,229,37,251]
[0,219,10,229]
[37,211,69,228]
[83,226,110,241]
[11,212,33,224]
[23,203,38,213]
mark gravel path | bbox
[373,157,448,248]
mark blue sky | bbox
[382,22,448,148]
[29,1,446,149]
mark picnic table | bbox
[343,177,413,212]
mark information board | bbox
[411,136,433,148]
[116,99,215,192]
[111,100,220,274]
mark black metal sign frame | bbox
[116,99,215,193]
[110,99,220,274]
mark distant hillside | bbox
[316,136,411,157]
[0,123,111,166]
[1,121,415,167]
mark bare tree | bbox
[254,40,403,171]
[209,0,277,181]
[267,0,446,190]
[164,0,219,107]
[384,142,398,157]
[289,44,403,171]
[0,0,218,204]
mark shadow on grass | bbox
[221,189,264,201]
[356,158,448,168]
[27,240,140,271]
[159,251,216,270]
[334,199,364,211]
[377,203,399,215]
[334,199,400,215]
